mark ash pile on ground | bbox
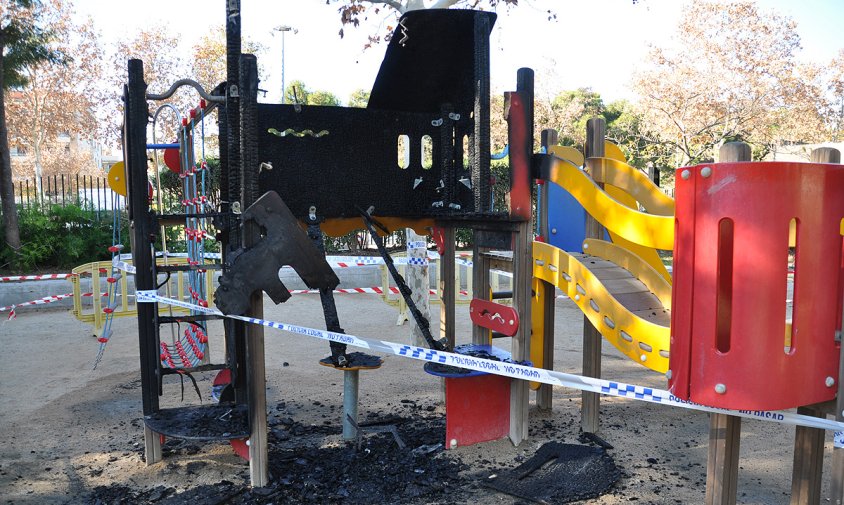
[85,407,467,504]
[81,399,621,505]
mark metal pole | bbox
[273,26,295,104]
[343,370,360,440]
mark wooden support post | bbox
[506,68,534,446]
[581,117,605,434]
[439,226,456,349]
[240,53,268,488]
[705,142,750,505]
[471,244,492,345]
[537,279,555,411]
[790,405,827,505]
[812,146,844,505]
[706,411,741,505]
[537,129,558,411]
[510,222,532,445]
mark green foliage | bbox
[1,0,66,89]
[347,89,370,108]
[308,90,341,106]
[284,79,310,104]
[0,203,128,272]
[157,157,222,213]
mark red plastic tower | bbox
[670,161,844,411]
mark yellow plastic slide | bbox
[542,156,674,250]
[533,240,671,373]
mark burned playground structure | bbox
[119,2,844,503]
[122,5,541,490]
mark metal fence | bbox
[14,174,124,212]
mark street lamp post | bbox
[272,25,297,104]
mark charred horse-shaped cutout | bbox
[215,191,339,315]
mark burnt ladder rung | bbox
[157,263,223,273]
[159,314,225,324]
[160,363,228,375]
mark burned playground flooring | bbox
[0,296,834,504]
[85,400,620,505]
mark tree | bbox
[329,0,526,42]
[187,26,265,155]
[1,0,64,262]
[283,79,310,105]
[348,88,370,108]
[824,50,844,142]
[191,25,266,97]
[632,1,824,167]
[6,0,104,192]
[110,26,190,145]
[550,88,604,147]
[308,90,341,106]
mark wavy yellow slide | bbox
[533,240,671,373]
[543,156,675,250]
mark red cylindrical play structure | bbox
[670,161,844,411]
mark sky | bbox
[74,0,844,105]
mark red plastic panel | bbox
[670,162,844,411]
[470,298,520,337]
[445,374,510,448]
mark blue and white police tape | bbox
[136,290,844,441]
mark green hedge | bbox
[0,203,129,273]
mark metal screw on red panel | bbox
[714,383,727,394]
[681,169,691,180]
[701,166,713,178]
[825,376,835,387]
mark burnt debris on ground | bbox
[85,410,467,505]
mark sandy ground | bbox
[0,292,838,504]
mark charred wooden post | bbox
[126,58,162,465]
[239,53,268,487]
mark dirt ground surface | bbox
[0,292,838,504]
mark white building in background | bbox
[764,142,844,162]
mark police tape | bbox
[136,290,844,439]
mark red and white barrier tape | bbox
[0,285,472,321]
[0,291,109,320]
[288,286,469,296]
[1,293,74,320]
[0,273,74,282]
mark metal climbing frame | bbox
[124,58,248,468]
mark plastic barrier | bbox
[70,258,216,337]
[670,161,844,411]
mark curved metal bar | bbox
[146,78,225,103]
[152,103,182,131]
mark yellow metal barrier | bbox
[71,257,216,337]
